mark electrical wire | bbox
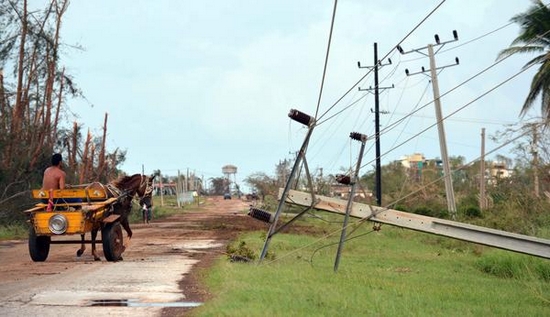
[358,27,550,170]
[261,123,536,267]
[383,124,537,209]
[265,1,550,268]
[316,0,447,123]
[360,54,538,171]
[309,227,377,266]
[314,0,338,120]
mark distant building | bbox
[488,161,513,185]
[400,153,425,169]
[152,183,177,195]
[329,184,372,200]
[399,153,445,182]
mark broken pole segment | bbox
[279,189,550,259]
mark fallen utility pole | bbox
[279,189,550,259]
[258,109,317,261]
[334,132,368,272]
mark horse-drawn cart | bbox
[23,183,129,262]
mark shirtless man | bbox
[42,153,66,190]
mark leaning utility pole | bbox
[358,42,393,206]
[397,31,459,218]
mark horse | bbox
[76,173,155,261]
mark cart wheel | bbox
[102,222,123,262]
[28,226,50,262]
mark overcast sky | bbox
[53,0,540,189]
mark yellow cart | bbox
[23,183,125,262]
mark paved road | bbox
[0,197,255,316]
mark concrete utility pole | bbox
[532,124,540,198]
[358,42,393,206]
[397,31,459,218]
[427,44,457,217]
[480,128,486,210]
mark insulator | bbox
[349,132,367,142]
[396,45,404,54]
[336,174,351,185]
[248,207,274,223]
[288,109,313,126]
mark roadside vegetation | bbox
[193,213,550,316]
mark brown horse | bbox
[77,173,155,261]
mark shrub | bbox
[226,240,257,262]
[413,206,433,216]
[475,252,550,281]
[461,206,482,218]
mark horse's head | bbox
[110,174,155,202]
[136,174,155,200]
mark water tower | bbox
[222,164,237,193]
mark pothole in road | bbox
[88,298,202,308]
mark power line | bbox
[377,35,532,140]
[316,0,447,123]
[314,0,338,120]
[391,111,516,125]
[359,54,537,171]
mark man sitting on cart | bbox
[42,153,81,208]
[42,153,66,191]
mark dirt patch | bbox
[158,198,268,316]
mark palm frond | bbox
[522,59,550,117]
[500,0,550,121]
[497,45,545,61]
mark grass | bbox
[0,223,28,240]
[191,218,550,316]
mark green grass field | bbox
[192,216,550,316]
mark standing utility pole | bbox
[397,31,459,218]
[532,123,540,198]
[358,43,393,206]
[480,128,487,210]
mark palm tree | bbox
[497,0,550,120]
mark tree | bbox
[497,0,550,120]
[209,177,226,195]
[0,1,125,224]
[244,172,278,200]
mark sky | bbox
[47,0,542,190]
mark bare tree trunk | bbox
[52,67,65,142]
[6,0,28,166]
[97,113,108,179]
[70,121,78,168]
[46,0,68,149]
[89,143,96,181]
[79,130,92,184]
[0,69,6,132]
